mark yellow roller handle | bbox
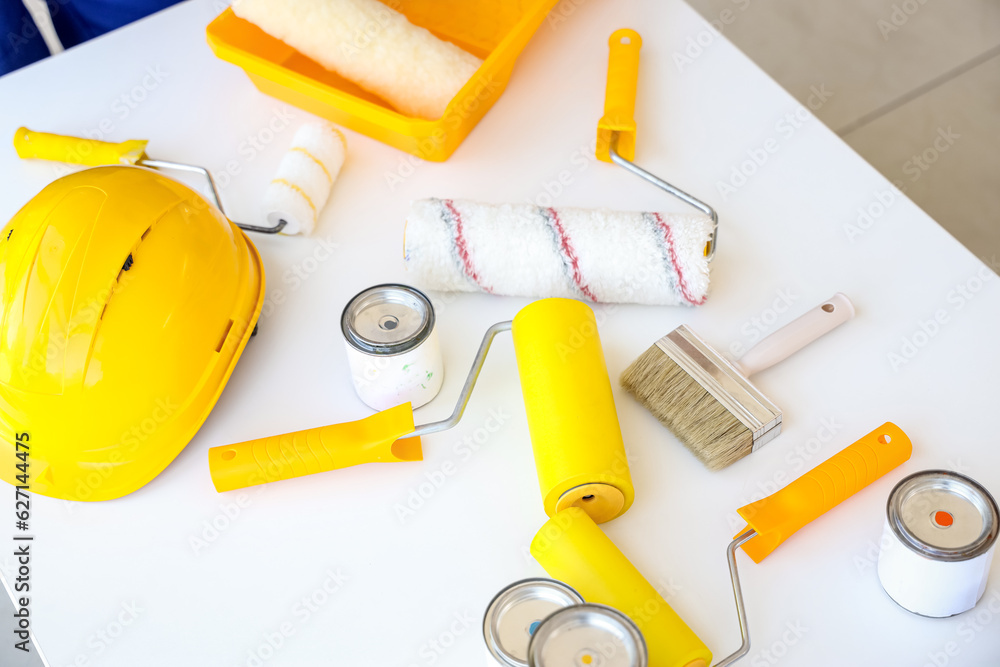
[597,28,642,163]
[736,422,912,563]
[13,127,148,166]
[208,403,421,492]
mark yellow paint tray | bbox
[206,0,559,161]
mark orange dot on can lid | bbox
[933,510,954,528]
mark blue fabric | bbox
[49,0,184,47]
[1,1,51,75]
[1,0,184,74]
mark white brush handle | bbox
[733,293,854,377]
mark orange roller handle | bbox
[597,28,642,162]
[208,403,421,492]
[736,422,912,563]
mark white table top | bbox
[2,1,999,665]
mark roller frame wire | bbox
[410,320,513,438]
[608,131,718,260]
[712,529,756,667]
[141,158,288,234]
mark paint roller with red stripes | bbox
[403,29,719,307]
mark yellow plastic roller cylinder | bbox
[532,508,713,667]
[512,298,634,523]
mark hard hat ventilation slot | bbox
[140,226,152,240]
[215,319,235,353]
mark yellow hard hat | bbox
[0,166,265,501]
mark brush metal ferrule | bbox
[656,326,781,451]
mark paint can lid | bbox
[888,470,999,561]
[483,579,585,667]
[341,284,434,356]
[527,604,647,667]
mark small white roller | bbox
[403,199,713,306]
[262,122,346,236]
[231,0,483,120]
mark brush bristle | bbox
[621,344,753,470]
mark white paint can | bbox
[877,470,998,617]
[341,284,443,411]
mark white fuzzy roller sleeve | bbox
[231,0,482,120]
[403,199,713,306]
[263,123,346,236]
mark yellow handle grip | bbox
[207,403,421,492]
[597,28,642,163]
[13,127,148,166]
[737,422,912,562]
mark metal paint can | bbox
[527,603,647,667]
[483,579,585,667]
[341,284,443,411]
[877,470,999,617]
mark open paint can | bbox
[527,603,647,667]
[341,284,443,411]
[877,470,998,617]
[483,579,584,667]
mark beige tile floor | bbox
[687,0,1000,262]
